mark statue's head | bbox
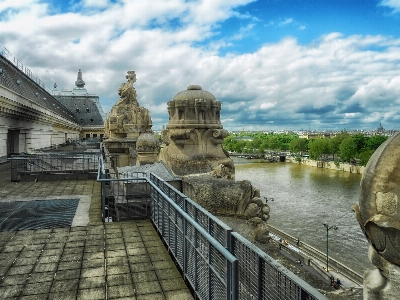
[126,71,136,83]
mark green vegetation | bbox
[223,131,388,166]
[223,132,298,154]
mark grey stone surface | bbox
[354,132,400,299]
[0,162,193,299]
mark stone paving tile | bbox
[107,256,128,266]
[135,280,163,295]
[155,268,182,280]
[7,265,34,276]
[27,271,55,283]
[77,287,105,300]
[81,257,104,268]
[152,260,177,270]
[130,262,154,273]
[81,266,105,278]
[78,276,105,289]
[128,254,151,264]
[127,247,148,256]
[57,260,82,271]
[0,273,30,286]
[107,264,130,276]
[12,256,38,266]
[21,281,53,296]
[108,284,136,299]
[160,278,189,292]
[84,245,104,252]
[164,290,194,300]
[106,249,127,258]
[19,294,48,300]
[54,268,81,280]
[132,270,158,283]
[50,278,79,293]
[107,273,132,286]
[0,284,24,298]
[137,293,166,300]
[33,262,58,273]
[83,251,104,261]
[48,290,77,300]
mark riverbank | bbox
[217,216,363,299]
[286,157,365,174]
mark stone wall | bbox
[286,157,365,174]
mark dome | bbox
[136,133,160,148]
[172,85,216,101]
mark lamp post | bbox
[323,223,338,271]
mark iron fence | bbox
[9,152,99,181]
[97,156,327,300]
[231,232,325,300]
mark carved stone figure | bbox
[353,132,400,299]
[182,177,270,243]
[103,71,157,167]
[159,85,234,178]
[104,71,152,140]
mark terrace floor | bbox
[0,162,193,300]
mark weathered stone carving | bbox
[353,132,400,299]
[103,71,157,167]
[159,85,234,178]
[182,177,270,243]
[104,71,152,139]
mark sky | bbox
[1,0,400,132]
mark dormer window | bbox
[86,108,90,113]
[76,108,80,113]
[90,118,94,123]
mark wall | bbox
[286,157,365,174]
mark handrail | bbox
[0,43,51,93]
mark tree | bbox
[309,138,330,160]
[367,135,388,151]
[339,137,357,163]
[357,149,374,166]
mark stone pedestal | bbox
[103,139,137,167]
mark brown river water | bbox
[233,157,373,275]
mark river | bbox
[233,157,373,275]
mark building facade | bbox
[0,45,106,163]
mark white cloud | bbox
[1,0,400,131]
[380,0,400,12]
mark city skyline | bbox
[1,0,400,131]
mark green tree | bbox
[339,137,357,163]
[309,138,330,160]
[367,135,388,151]
[357,149,374,166]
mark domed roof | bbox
[137,133,160,148]
[172,85,216,101]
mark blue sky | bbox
[1,0,400,131]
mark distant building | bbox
[0,44,107,162]
[51,69,106,140]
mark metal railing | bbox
[1,43,51,93]
[232,232,325,300]
[9,152,100,181]
[97,155,328,300]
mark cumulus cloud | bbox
[380,0,400,12]
[1,0,400,131]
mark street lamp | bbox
[323,223,338,271]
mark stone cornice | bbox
[0,91,81,131]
